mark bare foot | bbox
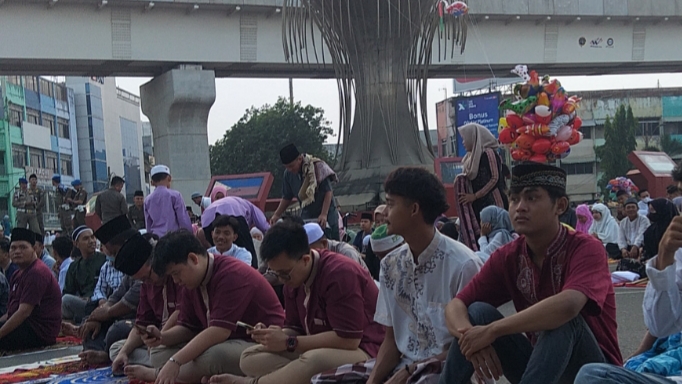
[125,365,157,382]
[201,373,250,384]
[78,350,110,366]
[61,322,80,337]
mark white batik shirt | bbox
[618,215,650,250]
[375,231,483,364]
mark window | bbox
[6,76,21,85]
[0,152,6,175]
[638,120,660,137]
[8,104,22,127]
[26,108,40,125]
[561,162,594,175]
[39,78,54,98]
[41,114,55,135]
[11,145,26,168]
[23,76,38,92]
[60,155,73,176]
[29,148,43,168]
[45,153,58,173]
[595,125,605,140]
[55,85,67,101]
[665,122,682,136]
[57,118,70,138]
[579,126,592,139]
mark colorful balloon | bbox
[529,153,548,163]
[537,92,550,107]
[505,114,525,129]
[567,130,583,145]
[499,128,517,145]
[515,134,536,150]
[534,105,552,124]
[500,96,537,116]
[551,141,570,155]
[511,149,532,161]
[532,138,552,154]
[438,0,469,17]
[572,116,583,130]
[556,125,573,142]
[517,124,550,137]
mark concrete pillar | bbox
[140,67,216,204]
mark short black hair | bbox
[186,206,193,212]
[212,215,240,233]
[616,190,629,198]
[383,167,449,225]
[29,174,37,180]
[638,189,648,197]
[440,222,459,241]
[260,221,310,263]
[0,238,9,253]
[134,190,144,197]
[151,173,169,183]
[509,185,568,204]
[152,230,206,276]
[668,185,680,195]
[280,212,305,226]
[52,236,73,260]
[111,176,124,186]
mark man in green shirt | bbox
[61,226,106,323]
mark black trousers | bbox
[0,320,53,351]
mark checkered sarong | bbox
[310,358,444,384]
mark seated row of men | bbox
[12,162,682,383]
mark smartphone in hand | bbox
[236,321,255,330]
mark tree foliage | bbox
[660,133,682,157]
[595,105,637,189]
[209,98,334,198]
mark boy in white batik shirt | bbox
[618,198,650,260]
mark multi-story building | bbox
[0,76,80,229]
[66,77,145,203]
[142,122,154,194]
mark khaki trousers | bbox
[150,340,255,383]
[109,339,152,367]
[16,211,40,234]
[240,344,370,384]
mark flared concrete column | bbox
[140,67,216,204]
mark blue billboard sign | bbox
[454,93,500,157]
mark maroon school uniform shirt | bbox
[457,226,622,365]
[284,249,385,358]
[8,259,61,344]
[136,277,182,328]
[178,254,284,339]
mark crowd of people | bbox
[3,136,682,384]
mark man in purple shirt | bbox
[205,221,384,384]
[144,165,192,237]
[0,228,61,350]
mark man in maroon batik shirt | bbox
[0,228,61,350]
[439,162,621,384]
[148,230,285,384]
[205,221,384,384]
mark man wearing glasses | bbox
[204,221,384,384]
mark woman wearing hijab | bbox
[476,206,514,263]
[210,184,229,202]
[589,203,621,258]
[642,198,679,262]
[575,204,594,234]
[454,123,508,251]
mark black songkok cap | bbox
[511,162,567,192]
[11,228,36,246]
[361,213,373,221]
[134,190,144,197]
[279,143,300,164]
[94,215,134,246]
[625,197,639,208]
[115,233,153,276]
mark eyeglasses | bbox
[266,268,294,281]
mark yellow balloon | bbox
[498,117,508,133]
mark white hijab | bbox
[458,123,499,180]
[588,203,620,245]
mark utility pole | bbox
[289,78,294,105]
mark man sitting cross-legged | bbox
[438,162,622,384]
[135,230,285,384]
[0,228,61,350]
[312,167,481,384]
[205,221,385,384]
[74,216,142,366]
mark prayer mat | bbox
[0,360,84,384]
[46,367,125,384]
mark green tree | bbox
[595,105,637,189]
[210,98,334,198]
[660,133,682,157]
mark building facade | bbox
[0,76,79,229]
[66,77,145,202]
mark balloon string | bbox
[468,15,496,81]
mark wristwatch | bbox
[285,335,298,352]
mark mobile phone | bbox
[236,321,255,330]
[134,323,156,337]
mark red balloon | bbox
[572,116,583,130]
[511,149,532,161]
[529,153,548,163]
[531,138,552,154]
[567,130,583,145]
[506,114,524,129]
[499,128,517,145]
[551,141,570,155]
[515,134,536,150]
